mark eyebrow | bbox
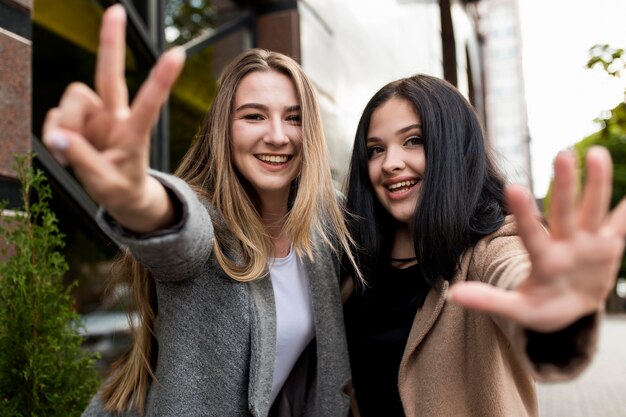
[397,123,421,134]
[234,103,301,113]
[366,123,422,143]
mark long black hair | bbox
[343,74,507,290]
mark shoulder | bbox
[465,215,531,288]
[473,215,524,254]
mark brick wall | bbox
[0,0,31,206]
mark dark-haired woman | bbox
[342,74,626,416]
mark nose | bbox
[263,118,290,146]
[381,146,405,173]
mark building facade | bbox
[478,0,532,188]
[0,0,506,367]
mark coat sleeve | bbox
[96,170,214,282]
[469,216,601,382]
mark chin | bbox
[387,204,417,224]
[392,215,413,224]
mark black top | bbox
[344,263,431,417]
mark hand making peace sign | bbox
[42,4,185,233]
[449,147,626,332]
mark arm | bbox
[97,171,214,280]
[465,222,601,379]
[450,147,626,379]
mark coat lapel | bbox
[302,238,351,416]
[398,280,449,384]
[247,275,276,417]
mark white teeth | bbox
[388,180,417,191]
[257,155,289,163]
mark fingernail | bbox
[168,46,186,61]
[588,145,608,158]
[109,4,126,20]
[44,131,69,152]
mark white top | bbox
[268,247,316,405]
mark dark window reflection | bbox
[32,0,253,374]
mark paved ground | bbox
[537,314,626,417]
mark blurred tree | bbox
[165,0,216,45]
[587,44,626,80]
[544,44,626,312]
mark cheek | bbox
[417,149,426,170]
[287,126,303,149]
[368,160,380,185]
[230,131,247,170]
[230,124,244,150]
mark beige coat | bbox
[348,216,600,417]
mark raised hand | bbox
[42,5,185,233]
[448,146,626,332]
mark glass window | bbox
[32,0,254,373]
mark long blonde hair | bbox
[101,49,360,413]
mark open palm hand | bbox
[449,147,626,332]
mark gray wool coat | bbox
[82,172,352,417]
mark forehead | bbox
[368,97,420,136]
[234,70,298,105]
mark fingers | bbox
[506,185,548,257]
[96,4,129,112]
[129,47,186,136]
[56,82,104,138]
[43,93,105,174]
[42,124,109,181]
[548,151,577,239]
[579,146,612,232]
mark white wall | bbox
[299,0,443,183]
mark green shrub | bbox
[0,155,100,416]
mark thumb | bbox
[448,282,522,318]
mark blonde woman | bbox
[43,5,358,417]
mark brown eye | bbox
[405,136,423,146]
[286,114,302,124]
[242,113,265,121]
[367,146,384,158]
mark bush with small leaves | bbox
[0,155,100,416]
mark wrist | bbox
[107,176,175,234]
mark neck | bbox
[258,189,290,225]
[391,223,417,269]
[391,223,416,263]
[259,192,291,258]
[260,201,288,237]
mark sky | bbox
[517,0,626,197]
